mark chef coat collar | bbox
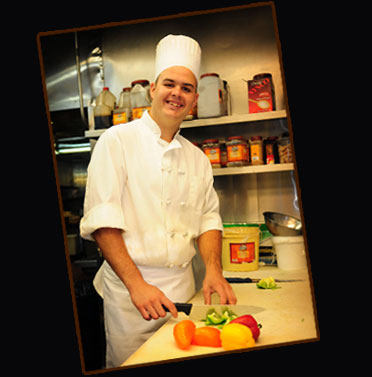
[142,110,182,149]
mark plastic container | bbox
[272,236,306,270]
[197,73,228,118]
[226,136,249,167]
[222,224,260,271]
[263,136,279,164]
[113,87,132,125]
[278,133,293,163]
[130,80,151,120]
[202,139,221,168]
[247,73,276,113]
[94,87,116,129]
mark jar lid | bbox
[103,87,109,91]
[228,136,244,141]
[251,136,262,141]
[200,73,220,79]
[266,136,278,141]
[123,87,131,92]
[203,138,219,144]
[131,80,150,87]
[253,73,272,80]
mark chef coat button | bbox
[183,231,188,237]
[168,167,172,173]
[181,261,189,268]
[168,263,175,268]
[166,199,171,206]
[180,201,186,207]
[169,231,175,238]
[178,169,185,175]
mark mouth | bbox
[165,100,184,109]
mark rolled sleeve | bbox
[80,128,128,241]
[80,202,127,241]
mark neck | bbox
[148,108,182,143]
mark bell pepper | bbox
[230,314,261,340]
[256,276,280,289]
[173,320,196,350]
[191,326,222,348]
[220,323,255,350]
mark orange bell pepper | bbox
[191,326,222,348]
[173,320,196,350]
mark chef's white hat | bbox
[154,34,201,81]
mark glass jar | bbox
[250,136,264,165]
[226,136,249,167]
[202,139,221,168]
[278,133,293,163]
[130,80,152,120]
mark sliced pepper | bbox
[173,320,196,350]
[256,277,280,289]
[192,326,222,348]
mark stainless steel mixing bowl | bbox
[263,211,303,236]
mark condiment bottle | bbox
[250,136,264,165]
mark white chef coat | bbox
[80,110,223,367]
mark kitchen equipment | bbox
[263,211,302,236]
[225,277,303,283]
[272,235,307,270]
[164,303,264,319]
[222,224,260,272]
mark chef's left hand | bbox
[202,269,237,305]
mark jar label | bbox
[204,147,221,164]
[227,144,247,162]
[229,242,255,264]
[250,144,262,162]
[132,106,151,120]
[113,112,128,125]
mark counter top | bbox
[122,266,318,367]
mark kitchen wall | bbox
[41,3,299,236]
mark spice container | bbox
[263,136,279,164]
[247,73,276,113]
[226,136,249,167]
[202,139,221,168]
[130,80,152,120]
[278,133,293,163]
[250,136,264,165]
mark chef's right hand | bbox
[129,281,178,321]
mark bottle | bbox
[94,87,116,129]
[113,87,132,125]
[250,136,264,165]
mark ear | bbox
[192,92,199,108]
[150,82,156,101]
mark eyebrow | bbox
[162,78,195,89]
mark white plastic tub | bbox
[272,236,307,270]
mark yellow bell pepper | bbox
[220,323,255,350]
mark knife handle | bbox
[162,303,192,315]
[226,277,253,283]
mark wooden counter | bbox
[122,266,319,367]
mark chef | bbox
[80,34,237,368]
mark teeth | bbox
[167,101,182,108]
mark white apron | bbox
[94,261,195,368]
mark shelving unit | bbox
[84,110,287,138]
[213,163,293,176]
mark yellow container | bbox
[222,224,260,272]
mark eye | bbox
[182,86,191,93]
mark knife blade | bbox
[164,303,264,320]
[225,277,303,283]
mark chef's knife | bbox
[164,303,264,320]
[225,277,303,283]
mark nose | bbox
[171,85,182,98]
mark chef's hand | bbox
[129,281,178,321]
[203,269,237,305]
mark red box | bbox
[248,73,276,113]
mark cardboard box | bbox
[248,73,276,113]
